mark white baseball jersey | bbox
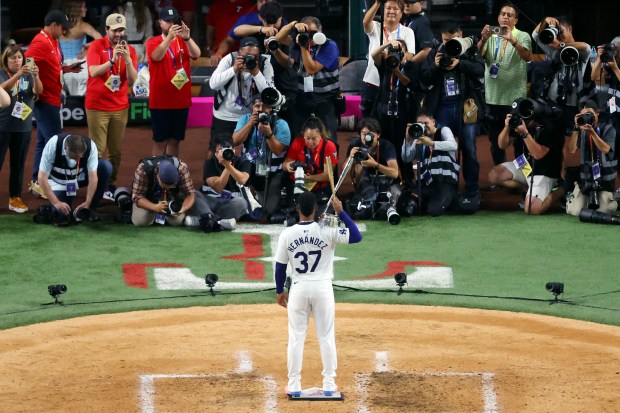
[275,221,350,281]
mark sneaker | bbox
[218,218,236,231]
[285,379,301,397]
[8,197,28,213]
[323,379,338,396]
[29,181,47,199]
[103,190,115,201]
[183,215,201,227]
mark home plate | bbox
[288,387,344,401]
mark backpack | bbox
[213,52,268,111]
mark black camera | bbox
[289,161,305,170]
[508,113,523,129]
[243,54,257,70]
[221,146,235,161]
[385,44,404,70]
[269,208,297,226]
[581,178,603,210]
[576,112,595,126]
[579,208,620,225]
[511,97,563,122]
[539,25,561,45]
[408,122,426,139]
[48,284,67,297]
[266,36,279,51]
[353,146,370,163]
[73,207,91,221]
[258,112,271,125]
[601,43,618,63]
[166,198,183,215]
[439,54,454,68]
[297,31,311,47]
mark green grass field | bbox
[1,211,619,330]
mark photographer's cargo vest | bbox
[50,133,92,185]
[242,116,286,173]
[213,52,268,110]
[578,123,618,190]
[423,129,460,185]
[297,41,340,101]
[138,156,182,203]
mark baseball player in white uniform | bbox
[275,191,362,397]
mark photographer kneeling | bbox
[402,110,459,217]
[488,99,564,215]
[565,100,618,216]
[282,115,338,208]
[345,117,400,223]
[36,133,111,225]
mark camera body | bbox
[576,112,595,126]
[297,31,311,47]
[258,112,271,125]
[243,54,257,70]
[385,44,404,70]
[439,54,454,68]
[508,113,523,129]
[408,122,427,139]
[353,146,370,163]
[266,36,279,51]
[221,146,235,161]
[601,43,618,63]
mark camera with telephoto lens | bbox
[385,44,404,70]
[258,112,271,125]
[266,36,279,51]
[261,87,286,110]
[165,197,183,215]
[353,146,370,163]
[539,25,561,45]
[443,36,477,58]
[386,205,400,225]
[511,97,563,125]
[580,175,603,210]
[601,43,618,63]
[221,146,235,161]
[243,54,257,70]
[408,122,427,139]
[579,208,620,225]
[297,31,312,47]
[290,161,306,195]
[73,207,91,221]
[576,112,595,126]
[559,45,579,66]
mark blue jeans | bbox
[52,160,112,212]
[435,104,480,194]
[32,101,62,182]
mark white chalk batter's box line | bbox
[139,350,498,413]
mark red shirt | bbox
[25,30,62,107]
[286,137,338,190]
[85,36,138,111]
[146,35,194,109]
[205,0,254,50]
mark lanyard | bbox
[41,30,63,66]
[5,70,25,100]
[165,37,183,71]
[383,25,400,43]
[588,126,601,164]
[493,36,509,64]
[303,139,324,173]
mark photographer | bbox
[282,116,338,206]
[488,106,564,215]
[345,117,400,221]
[274,16,340,140]
[86,14,138,200]
[233,2,285,55]
[421,20,485,197]
[130,156,195,227]
[477,3,532,166]
[532,16,592,137]
[361,0,415,118]
[209,36,274,140]
[402,110,459,216]
[146,6,201,157]
[231,93,291,216]
[565,100,617,216]
[370,39,415,170]
[37,133,112,223]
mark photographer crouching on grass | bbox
[565,100,618,217]
[35,133,112,225]
[488,98,564,215]
[345,117,401,223]
[402,110,459,216]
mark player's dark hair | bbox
[440,19,461,35]
[259,2,283,25]
[297,191,317,217]
[301,115,329,140]
[357,117,381,134]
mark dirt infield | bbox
[1,304,618,413]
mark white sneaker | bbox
[218,218,236,231]
[285,378,301,396]
[323,378,338,396]
[103,190,115,201]
[183,216,201,227]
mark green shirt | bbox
[482,28,531,106]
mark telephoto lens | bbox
[408,123,426,139]
[266,36,279,51]
[539,25,559,44]
[73,207,91,221]
[386,206,400,225]
[221,147,235,161]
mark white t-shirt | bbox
[275,221,350,281]
[363,21,416,87]
[39,135,99,191]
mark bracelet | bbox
[520,132,528,139]
[259,27,263,35]
[182,36,190,41]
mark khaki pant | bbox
[86,108,128,186]
[566,182,618,216]
[131,204,185,227]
